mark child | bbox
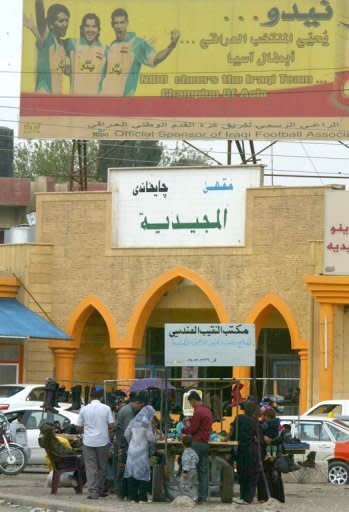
[180,435,199,501]
[280,423,292,443]
[260,407,281,458]
[261,407,281,440]
[176,414,190,440]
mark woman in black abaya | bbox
[257,414,285,503]
[230,399,261,504]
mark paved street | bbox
[0,469,349,512]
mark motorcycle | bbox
[0,414,27,475]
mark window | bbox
[26,387,45,402]
[0,342,24,383]
[295,422,331,441]
[327,423,349,442]
[0,346,20,360]
[135,367,152,379]
[0,386,24,398]
[308,404,342,416]
[5,410,24,423]
[22,410,71,430]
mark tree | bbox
[14,139,214,184]
[96,140,164,181]
[160,142,213,167]
[14,140,99,181]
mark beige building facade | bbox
[0,177,348,413]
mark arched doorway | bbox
[236,294,309,413]
[256,309,300,414]
[73,310,117,384]
[125,267,230,416]
[50,295,119,387]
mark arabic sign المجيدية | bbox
[19,0,349,141]
[108,166,262,248]
[164,323,256,367]
[324,190,349,275]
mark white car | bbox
[4,406,80,464]
[281,416,349,485]
[0,384,72,412]
[302,400,349,418]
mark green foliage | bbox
[96,140,164,181]
[14,140,99,182]
[14,139,213,184]
[161,142,212,167]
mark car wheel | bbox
[328,461,349,485]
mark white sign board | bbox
[109,166,262,248]
[324,190,349,275]
[164,323,255,367]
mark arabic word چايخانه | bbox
[133,180,168,196]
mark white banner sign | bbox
[109,166,262,248]
[324,191,349,275]
[164,323,256,367]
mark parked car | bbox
[301,400,349,418]
[0,384,72,412]
[281,416,349,485]
[4,406,79,464]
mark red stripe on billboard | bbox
[20,83,347,118]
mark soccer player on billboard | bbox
[68,13,108,96]
[101,8,180,96]
[24,0,73,94]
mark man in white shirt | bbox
[77,387,114,499]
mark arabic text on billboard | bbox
[20,0,349,140]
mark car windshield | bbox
[0,386,24,398]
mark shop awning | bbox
[0,299,71,340]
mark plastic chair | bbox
[51,456,84,495]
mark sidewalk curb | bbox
[0,493,130,512]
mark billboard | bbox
[108,165,262,247]
[324,190,349,275]
[20,0,349,140]
[164,323,256,367]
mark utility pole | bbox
[69,140,88,191]
[227,140,232,165]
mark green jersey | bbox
[35,31,73,94]
[102,32,155,96]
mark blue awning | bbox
[0,299,71,340]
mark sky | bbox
[1,1,349,188]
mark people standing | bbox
[115,392,147,499]
[124,405,157,503]
[257,408,286,503]
[77,387,114,500]
[183,390,213,504]
[230,398,261,505]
